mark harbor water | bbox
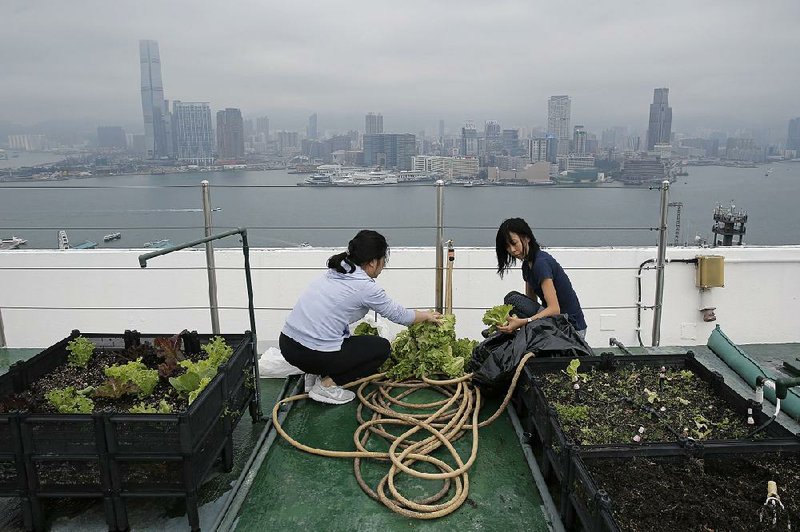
[1,162,799,249]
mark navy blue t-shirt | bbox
[521,250,587,331]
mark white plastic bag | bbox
[258,347,303,378]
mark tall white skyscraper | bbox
[139,40,171,159]
[547,95,571,156]
[173,101,214,165]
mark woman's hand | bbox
[425,311,443,325]
[496,315,527,334]
[413,310,443,325]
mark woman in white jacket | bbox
[280,230,440,405]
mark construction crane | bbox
[668,202,683,246]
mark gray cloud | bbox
[1,0,798,135]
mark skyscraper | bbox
[139,40,171,159]
[216,108,245,159]
[547,96,571,156]
[363,134,416,170]
[173,101,214,165]
[788,118,800,153]
[573,125,587,156]
[307,113,318,139]
[647,88,673,150]
[365,112,383,134]
[461,122,478,157]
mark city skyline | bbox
[1,1,799,136]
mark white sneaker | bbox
[308,381,355,405]
[304,374,319,393]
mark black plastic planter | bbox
[511,351,798,529]
[568,440,800,531]
[0,329,259,532]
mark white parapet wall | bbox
[1,245,800,350]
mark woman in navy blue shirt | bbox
[494,218,587,338]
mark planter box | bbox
[567,440,800,531]
[0,329,258,532]
[511,351,797,526]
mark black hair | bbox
[327,229,389,274]
[495,217,540,278]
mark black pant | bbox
[279,333,391,385]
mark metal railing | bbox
[0,179,672,347]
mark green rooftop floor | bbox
[234,383,551,532]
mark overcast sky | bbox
[2,0,798,136]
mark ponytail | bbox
[326,251,356,274]
[327,230,389,274]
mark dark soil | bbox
[537,363,754,445]
[0,344,208,414]
[586,452,800,531]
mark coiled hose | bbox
[272,352,536,519]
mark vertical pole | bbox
[0,308,6,348]
[445,240,454,315]
[651,180,670,347]
[240,229,262,420]
[435,180,445,313]
[201,181,220,334]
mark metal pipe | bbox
[138,227,262,420]
[445,240,454,314]
[651,180,670,346]
[202,181,220,334]
[435,180,445,313]
[0,308,6,348]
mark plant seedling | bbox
[66,336,94,368]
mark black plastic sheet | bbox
[469,315,593,393]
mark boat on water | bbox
[0,235,27,250]
[143,239,173,248]
[103,232,122,242]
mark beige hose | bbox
[272,352,536,519]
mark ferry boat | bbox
[143,238,172,248]
[0,235,27,250]
[103,232,122,242]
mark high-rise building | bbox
[307,113,318,139]
[139,40,172,159]
[216,108,245,159]
[363,133,416,170]
[502,129,521,156]
[461,122,478,157]
[484,121,502,155]
[547,96,571,156]
[256,116,270,139]
[365,113,383,134]
[573,125,587,156]
[788,118,800,153]
[173,101,214,165]
[647,88,673,150]
[97,127,127,149]
[438,120,445,143]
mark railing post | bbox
[435,180,445,313]
[651,179,670,346]
[201,180,220,334]
[0,308,6,348]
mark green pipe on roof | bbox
[707,324,800,420]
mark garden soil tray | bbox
[511,351,798,526]
[0,329,258,532]
[567,440,800,531]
